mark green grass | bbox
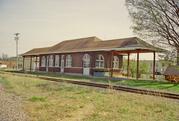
[4,70,179,93]
[0,73,179,121]
[29,96,46,102]
[115,79,179,93]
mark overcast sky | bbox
[0,0,155,60]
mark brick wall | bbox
[38,51,123,76]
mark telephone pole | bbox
[14,33,20,70]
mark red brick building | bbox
[22,36,164,79]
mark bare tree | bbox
[126,0,179,65]
[1,53,8,60]
[158,48,176,62]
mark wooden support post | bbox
[110,51,114,78]
[136,52,139,80]
[153,51,156,80]
[30,56,32,72]
[22,56,25,72]
[127,53,130,78]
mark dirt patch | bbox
[61,103,95,121]
[0,84,29,121]
[0,84,4,91]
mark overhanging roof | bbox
[22,36,166,56]
[22,47,50,56]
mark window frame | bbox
[55,55,60,67]
[48,55,54,67]
[113,56,119,69]
[41,56,46,67]
[95,54,105,68]
[66,55,72,68]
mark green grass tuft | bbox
[29,96,46,102]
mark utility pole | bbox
[14,33,20,70]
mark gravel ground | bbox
[0,84,3,91]
[0,84,29,121]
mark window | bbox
[95,54,104,68]
[55,55,60,67]
[41,56,46,67]
[113,56,119,69]
[83,54,90,68]
[66,55,72,67]
[49,55,54,67]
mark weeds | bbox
[0,73,179,121]
[29,96,46,102]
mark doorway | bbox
[83,54,90,76]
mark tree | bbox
[0,53,8,61]
[158,47,176,63]
[123,59,150,78]
[126,0,179,65]
[2,53,8,60]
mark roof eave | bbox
[22,47,165,56]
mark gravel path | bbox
[0,84,29,121]
[0,84,3,91]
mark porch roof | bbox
[22,36,166,56]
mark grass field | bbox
[0,73,179,121]
[6,71,179,93]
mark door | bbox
[83,54,90,76]
[61,55,64,73]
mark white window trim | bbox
[66,55,72,68]
[41,56,46,67]
[49,55,54,67]
[95,54,105,68]
[113,56,119,69]
[55,55,60,67]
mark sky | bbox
[0,0,155,60]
